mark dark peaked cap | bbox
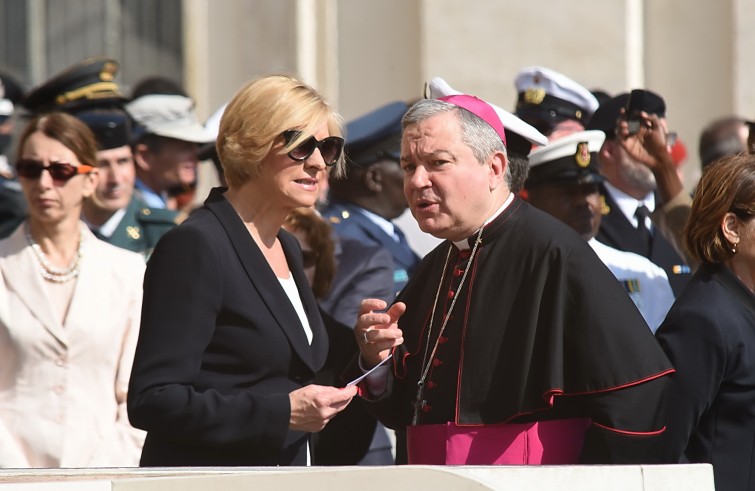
[586,89,666,138]
[75,109,132,150]
[345,101,408,168]
[22,56,126,114]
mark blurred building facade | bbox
[2,0,754,190]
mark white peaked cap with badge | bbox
[515,66,600,116]
[528,130,606,168]
[426,77,548,148]
[526,130,606,186]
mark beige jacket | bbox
[0,224,145,467]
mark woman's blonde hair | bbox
[217,74,345,187]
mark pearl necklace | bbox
[25,224,85,283]
[411,226,484,425]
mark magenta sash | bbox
[406,419,591,465]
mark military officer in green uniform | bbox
[21,57,183,257]
[77,109,182,257]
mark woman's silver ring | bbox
[362,331,369,344]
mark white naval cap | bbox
[426,76,548,154]
[526,130,605,186]
[515,66,599,126]
[127,94,214,144]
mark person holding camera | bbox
[587,90,692,295]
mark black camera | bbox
[625,89,645,135]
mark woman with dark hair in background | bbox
[656,153,755,491]
[284,206,336,299]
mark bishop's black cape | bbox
[363,196,674,464]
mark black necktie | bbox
[635,204,652,255]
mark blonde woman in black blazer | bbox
[127,75,358,466]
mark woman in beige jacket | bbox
[0,112,145,467]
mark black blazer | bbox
[656,264,755,491]
[596,186,691,295]
[127,187,328,466]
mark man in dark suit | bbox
[587,90,691,295]
[323,101,420,297]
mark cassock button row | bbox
[459,250,471,260]
[453,268,463,277]
[426,380,437,389]
[447,290,455,299]
[432,358,443,367]
[422,404,432,413]
[438,336,449,344]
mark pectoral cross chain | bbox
[412,380,426,425]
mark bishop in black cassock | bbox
[363,196,674,464]
[353,88,674,466]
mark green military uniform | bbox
[94,197,183,259]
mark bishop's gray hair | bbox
[402,98,510,187]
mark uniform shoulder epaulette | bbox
[138,207,183,225]
[326,209,352,225]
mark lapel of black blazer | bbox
[204,188,327,373]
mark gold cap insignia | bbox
[100,62,118,82]
[141,208,152,216]
[524,87,546,105]
[600,195,610,215]
[574,142,591,168]
[127,226,141,240]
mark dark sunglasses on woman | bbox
[282,130,344,166]
[16,159,94,182]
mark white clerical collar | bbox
[356,207,398,242]
[603,181,656,227]
[453,192,514,250]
